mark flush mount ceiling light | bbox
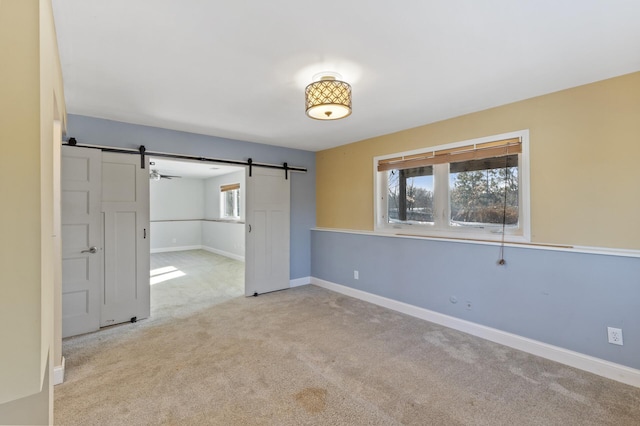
[305,72,352,120]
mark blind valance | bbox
[377,137,521,172]
[220,183,240,192]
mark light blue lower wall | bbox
[66,114,315,279]
[311,229,640,370]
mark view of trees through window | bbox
[387,166,434,223]
[450,155,518,226]
[387,154,518,226]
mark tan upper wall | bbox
[316,71,640,250]
[0,0,45,404]
[0,0,65,418]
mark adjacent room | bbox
[2,1,640,425]
[148,158,246,317]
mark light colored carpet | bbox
[54,250,640,425]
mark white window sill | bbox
[374,225,530,244]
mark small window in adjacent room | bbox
[220,183,240,219]
[374,130,530,242]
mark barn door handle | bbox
[248,224,252,233]
[81,246,98,254]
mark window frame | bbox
[373,130,530,242]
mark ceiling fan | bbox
[149,169,181,181]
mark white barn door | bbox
[61,146,102,337]
[245,167,290,296]
[101,152,150,326]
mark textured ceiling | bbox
[52,1,640,152]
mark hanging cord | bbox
[497,156,509,265]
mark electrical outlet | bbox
[607,327,623,346]
[354,270,359,280]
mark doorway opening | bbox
[149,157,246,318]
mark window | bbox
[374,130,529,241]
[220,183,240,219]
[387,166,434,224]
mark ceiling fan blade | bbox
[160,174,181,179]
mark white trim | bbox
[570,245,640,258]
[150,245,202,254]
[53,357,65,385]
[312,228,640,259]
[310,277,640,388]
[201,245,245,262]
[290,276,311,288]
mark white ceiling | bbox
[149,157,243,179]
[52,1,640,152]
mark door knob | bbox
[81,246,98,254]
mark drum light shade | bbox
[305,75,352,120]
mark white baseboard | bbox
[53,357,65,385]
[151,245,202,254]
[310,277,640,388]
[202,246,245,262]
[290,276,311,288]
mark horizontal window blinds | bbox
[377,137,521,172]
[220,183,240,192]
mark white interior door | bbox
[245,167,290,296]
[61,146,102,338]
[101,152,150,326]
